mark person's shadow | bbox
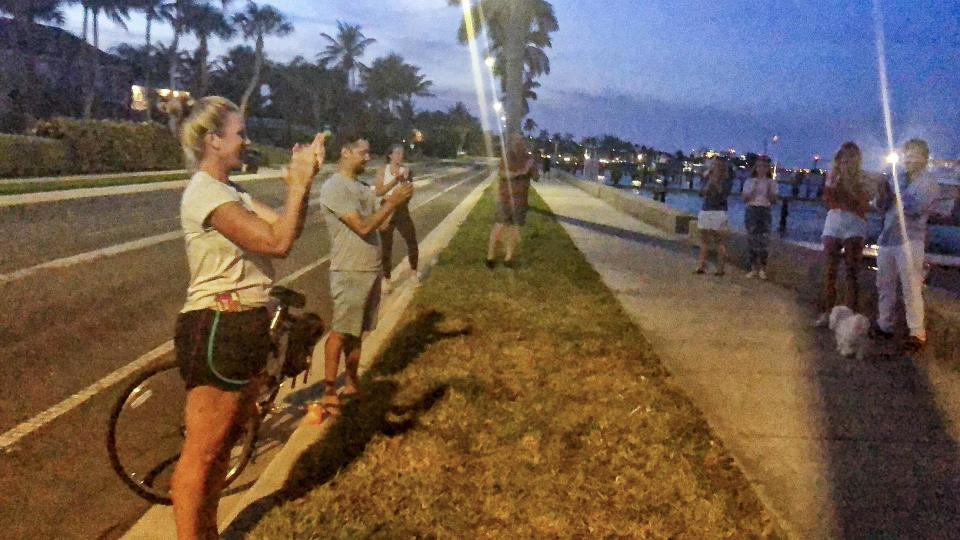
[222,307,471,538]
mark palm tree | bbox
[0,0,65,25]
[451,0,557,136]
[362,53,432,116]
[82,0,132,118]
[137,0,170,58]
[522,117,537,137]
[183,1,234,97]
[317,21,376,90]
[232,0,292,116]
[166,1,231,91]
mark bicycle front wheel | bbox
[106,360,258,505]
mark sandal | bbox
[340,387,366,402]
[302,401,337,426]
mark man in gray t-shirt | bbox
[316,136,412,415]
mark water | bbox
[594,173,960,258]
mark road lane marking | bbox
[0,341,173,451]
[0,169,486,451]
[0,232,183,284]
[0,171,472,285]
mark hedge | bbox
[0,134,71,178]
[33,118,183,175]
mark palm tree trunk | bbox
[169,23,181,90]
[144,13,154,121]
[239,34,265,117]
[503,15,526,137]
[198,35,210,97]
[82,10,101,118]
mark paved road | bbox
[0,163,489,539]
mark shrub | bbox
[35,118,183,174]
[0,134,70,178]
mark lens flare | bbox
[873,0,919,288]
[459,0,495,158]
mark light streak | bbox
[459,0,495,158]
[873,0,916,275]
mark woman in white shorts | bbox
[694,158,732,276]
[814,142,871,326]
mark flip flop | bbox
[340,387,366,402]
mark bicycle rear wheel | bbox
[106,360,258,505]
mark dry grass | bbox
[248,187,781,539]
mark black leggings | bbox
[380,209,418,278]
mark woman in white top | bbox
[375,144,418,291]
[171,96,324,539]
[742,156,779,279]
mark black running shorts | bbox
[174,308,271,392]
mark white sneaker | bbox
[758,269,768,280]
[745,270,757,279]
[813,312,830,328]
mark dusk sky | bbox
[60,0,960,167]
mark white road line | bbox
[0,231,183,284]
[0,341,173,450]
[0,172,467,285]
[0,168,487,451]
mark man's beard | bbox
[355,162,366,175]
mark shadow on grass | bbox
[222,307,470,538]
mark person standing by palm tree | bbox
[487,133,538,269]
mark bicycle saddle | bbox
[269,286,306,308]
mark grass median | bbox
[247,186,780,538]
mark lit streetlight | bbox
[485,56,495,69]
[886,151,900,165]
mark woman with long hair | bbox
[742,155,779,279]
[375,144,418,292]
[814,142,871,326]
[486,133,538,268]
[170,96,324,539]
[694,158,732,276]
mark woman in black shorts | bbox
[170,96,324,539]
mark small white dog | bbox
[829,305,870,359]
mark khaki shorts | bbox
[330,270,381,337]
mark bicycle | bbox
[106,286,324,505]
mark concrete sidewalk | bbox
[536,178,960,539]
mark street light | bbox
[886,151,900,165]
[485,56,495,69]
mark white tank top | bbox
[382,164,408,197]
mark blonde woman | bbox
[742,156,779,279]
[170,96,324,539]
[694,158,732,275]
[813,142,871,326]
[375,144,418,292]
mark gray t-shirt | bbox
[180,171,274,312]
[319,172,381,272]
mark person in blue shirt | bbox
[873,139,940,351]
